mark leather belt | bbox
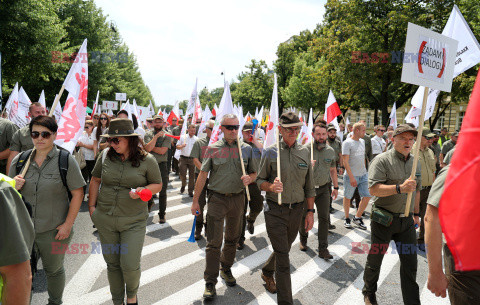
[211,190,243,197]
[180,155,193,159]
[267,199,303,209]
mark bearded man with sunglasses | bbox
[191,114,256,300]
[257,112,315,304]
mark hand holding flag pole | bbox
[237,134,251,201]
[188,211,199,243]
[276,125,282,205]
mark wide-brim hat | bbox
[279,112,303,127]
[101,118,140,137]
[393,124,418,137]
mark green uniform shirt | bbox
[144,130,172,163]
[0,178,34,267]
[363,135,373,161]
[368,149,421,213]
[10,125,34,152]
[243,140,262,171]
[9,146,86,233]
[431,142,441,162]
[417,145,436,187]
[201,138,256,194]
[257,141,315,204]
[92,151,162,216]
[307,143,336,187]
[441,140,456,156]
[427,165,449,208]
[327,137,342,165]
[0,118,19,172]
[191,136,210,174]
[443,147,455,165]
[172,126,181,144]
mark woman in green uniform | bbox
[88,118,162,305]
[9,115,86,305]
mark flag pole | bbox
[237,134,251,201]
[403,86,429,216]
[276,126,282,205]
[48,85,65,117]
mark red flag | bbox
[439,69,480,271]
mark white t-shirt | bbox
[177,134,198,157]
[372,135,386,155]
[79,132,95,160]
[342,137,367,176]
[255,128,265,142]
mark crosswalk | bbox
[32,173,451,305]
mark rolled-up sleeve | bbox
[368,157,386,188]
[304,160,315,198]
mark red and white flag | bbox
[324,90,342,124]
[193,95,202,123]
[211,104,218,117]
[91,90,100,115]
[186,79,198,117]
[439,69,480,271]
[264,74,279,149]
[5,83,29,128]
[54,39,88,153]
[167,101,180,125]
[389,102,398,128]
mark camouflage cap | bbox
[393,124,418,137]
[421,127,435,138]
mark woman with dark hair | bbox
[9,115,85,305]
[93,112,110,156]
[88,118,162,305]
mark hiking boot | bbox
[220,268,236,286]
[261,273,277,294]
[237,239,245,250]
[247,220,255,234]
[194,231,202,240]
[180,186,185,193]
[364,293,378,305]
[318,248,333,260]
[329,224,336,230]
[203,283,216,300]
[299,239,308,251]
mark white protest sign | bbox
[401,22,458,92]
[115,93,126,101]
[102,100,118,110]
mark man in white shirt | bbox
[177,124,198,196]
[371,125,387,159]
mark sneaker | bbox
[364,293,378,305]
[318,248,333,260]
[344,218,352,228]
[299,239,307,251]
[247,220,255,234]
[220,268,236,286]
[203,283,216,300]
[353,217,367,230]
[261,273,277,294]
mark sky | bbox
[95,0,326,106]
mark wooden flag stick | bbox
[310,137,314,165]
[404,86,429,217]
[237,135,251,201]
[276,126,282,205]
[48,85,65,117]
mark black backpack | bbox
[15,147,72,201]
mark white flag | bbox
[132,99,141,122]
[38,90,46,109]
[11,86,32,128]
[92,91,100,115]
[54,39,88,153]
[264,74,279,149]
[389,102,398,128]
[174,115,189,160]
[53,95,62,122]
[197,104,212,136]
[5,84,27,128]
[186,79,198,117]
[257,106,264,122]
[209,81,234,145]
[148,100,155,117]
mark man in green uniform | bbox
[6,102,46,175]
[237,121,264,250]
[171,119,182,175]
[0,175,35,305]
[443,147,455,166]
[299,123,339,260]
[327,124,343,217]
[0,118,18,174]
[425,165,480,304]
[438,127,449,147]
[440,131,458,167]
[191,114,256,300]
[416,128,436,251]
[257,112,315,305]
[191,120,214,240]
[363,124,421,305]
[144,115,172,223]
[431,133,441,173]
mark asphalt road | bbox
[30,174,451,305]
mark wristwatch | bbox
[414,213,420,217]
[334,186,339,190]
[306,209,315,213]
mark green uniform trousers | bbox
[299,183,330,249]
[417,187,431,243]
[35,228,73,305]
[239,183,264,243]
[194,173,208,234]
[444,244,480,304]
[204,191,244,284]
[363,215,420,305]
[179,156,195,194]
[158,161,169,218]
[262,200,304,305]
[91,209,147,305]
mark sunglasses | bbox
[425,136,433,140]
[31,131,53,139]
[222,125,239,130]
[283,127,301,133]
[378,129,386,132]
[206,127,213,130]
[85,125,93,129]
[107,137,120,145]
[100,117,108,121]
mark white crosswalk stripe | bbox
[50,174,451,305]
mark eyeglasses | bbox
[107,137,120,145]
[378,129,386,132]
[100,117,108,121]
[222,125,239,130]
[31,131,52,139]
[282,127,301,133]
